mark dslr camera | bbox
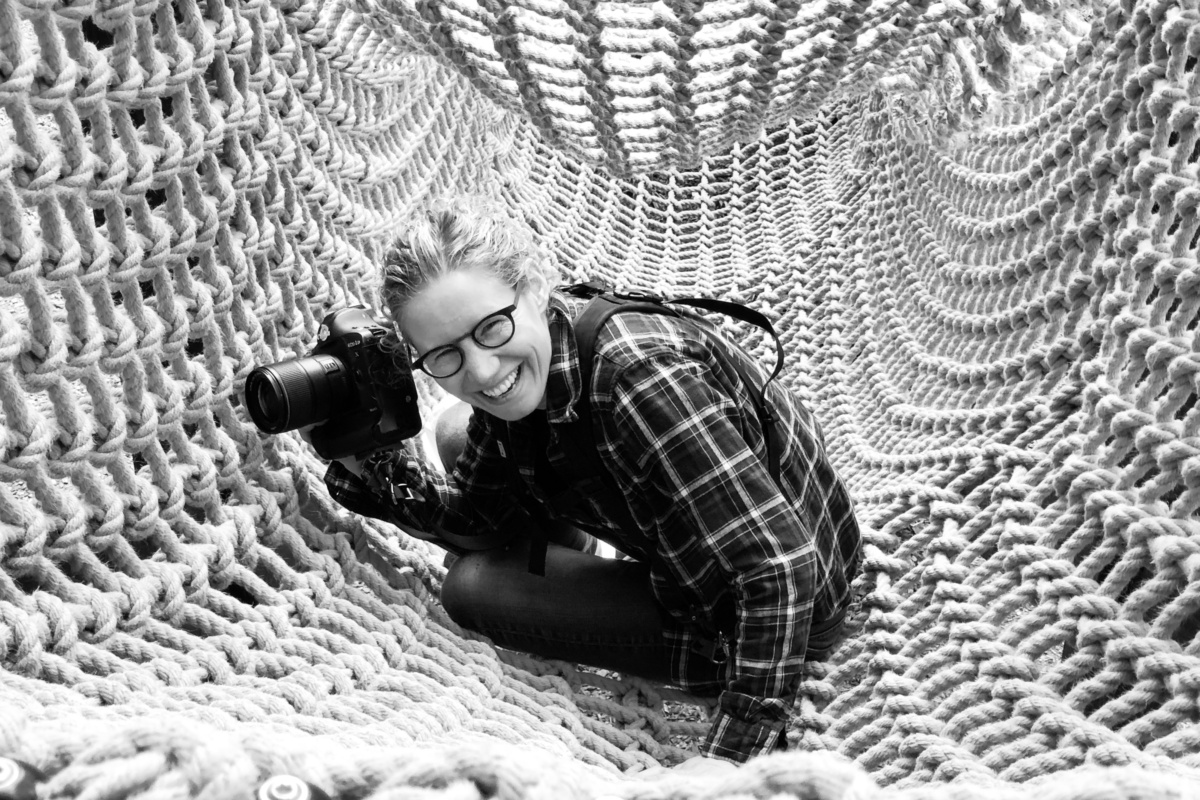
[244,306,421,460]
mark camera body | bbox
[245,306,421,460]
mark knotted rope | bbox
[1,0,1198,796]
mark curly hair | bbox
[379,195,560,331]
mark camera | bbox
[244,306,421,460]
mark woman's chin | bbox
[483,395,539,421]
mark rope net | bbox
[1,0,1199,796]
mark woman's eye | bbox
[429,348,460,370]
[476,316,512,344]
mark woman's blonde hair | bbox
[379,196,560,329]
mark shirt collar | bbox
[542,291,585,425]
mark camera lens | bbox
[245,354,352,433]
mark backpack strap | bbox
[550,293,670,538]
[503,281,788,575]
[562,281,784,384]
[544,282,786,549]
[561,281,785,488]
[499,292,695,573]
[490,425,560,575]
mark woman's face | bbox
[401,265,552,421]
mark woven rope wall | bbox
[2,0,1200,797]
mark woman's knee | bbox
[435,401,474,471]
[440,551,492,628]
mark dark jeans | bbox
[441,535,849,689]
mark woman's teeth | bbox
[482,366,520,399]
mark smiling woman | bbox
[321,194,861,765]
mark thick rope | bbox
[1,0,1199,796]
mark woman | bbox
[323,196,862,765]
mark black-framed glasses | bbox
[410,292,520,378]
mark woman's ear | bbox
[525,270,553,312]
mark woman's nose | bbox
[459,343,503,386]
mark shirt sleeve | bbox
[606,352,818,763]
[322,412,528,543]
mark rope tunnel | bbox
[1,0,1199,797]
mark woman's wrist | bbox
[340,454,366,478]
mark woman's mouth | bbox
[481,365,521,401]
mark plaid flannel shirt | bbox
[325,291,861,762]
